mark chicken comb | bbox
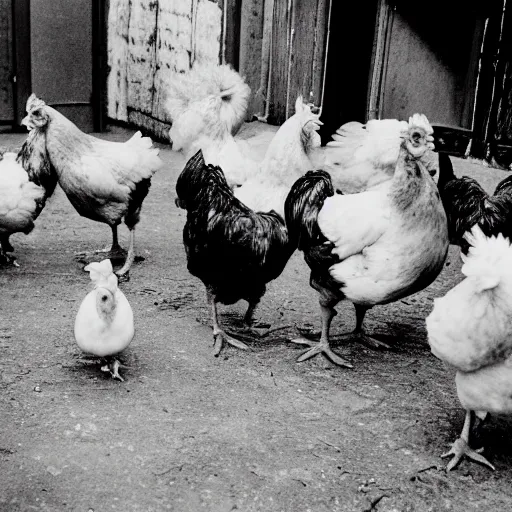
[26,93,46,113]
[407,113,433,135]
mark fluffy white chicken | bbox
[285,114,448,366]
[166,63,321,192]
[311,117,439,194]
[426,225,512,471]
[22,94,162,278]
[74,259,134,381]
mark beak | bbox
[175,197,186,209]
[21,115,33,130]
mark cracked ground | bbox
[1,124,512,511]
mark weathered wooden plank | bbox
[267,0,291,125]
[13,0,30,126]
[0,0,13,122]
[239,0,265,118]
[287,0,330,115]
[222,0,242,68]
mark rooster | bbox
[426,226,512,471]
[284,115,448,366]
[166,63,321,192]
[310,117,439,194]
[437,152,512,254]
[22,94,162,278]
[175,150,294,356]
[0,127,57,265]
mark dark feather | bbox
[176,150,293,306]
[284,170,342,295]
[438,153,512,253]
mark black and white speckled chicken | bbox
[284,115,448,366]
[437,152,512,254]
[0,127,57,265]
[175,150,293,356]
[22,94,162,278]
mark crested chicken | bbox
[310,117,439,194]
[166,63,321,191]
[284,114,448,366]
[426,225,512,471]
[22,94,162,278]
[437,152,512,254]
[175,150,294,356]
[0,126,57,265]
[75,258,134,381]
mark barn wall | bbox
[107,0,222,140]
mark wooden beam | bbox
[12,0,31,128]
[267,0,291,125]
[92,0,109,132]
[221,0,242,69]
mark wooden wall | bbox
[107,0,223,140]
[0,0,13,122]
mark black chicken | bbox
[175,150,294,356]
[438,153,512,254]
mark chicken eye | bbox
[32,109,41,117]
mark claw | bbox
[442,437,495,471]
[290,337,353,368]
[212,330,251,357]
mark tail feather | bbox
[461,224,512,290]
[284,170,335,251]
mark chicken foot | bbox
[290,304,353,367]
[441,410,495,471]
[100,357,129,382]
[207,291,251,356]
[0,236,19,267]
[75,226,127,263]
[344,304,391,350]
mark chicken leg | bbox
[75,226,127,264]
[347,304,391,350]
[207,290,251,356]
[290,304,353,367]
[441,410,495,471]
[100,356,128,382]
[115,228,135,279]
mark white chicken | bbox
[426,225,512,471]
[0,127,57,265]
[285,114,448,366]
[22,94,162,278]
[74,259,134,381]
[166,63,321,193]
[311,117,439,194]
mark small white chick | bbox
[74,259,134,381]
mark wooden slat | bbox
[13,0,30,127]
[0,0,13,122]
[267,0,291,125]
[239,0,265,118]
[222,0,242,68]
[92,0,109,131]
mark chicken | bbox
[74,258,134,381]
[166,63,321,191]
[175,150,294,356]
[22,94,162,278]
[284,114,448,366]
[437,152,512,254]
[0,126,57,265]
[425,225,512,471]
[167,63,252,187]
[310,117,439,194]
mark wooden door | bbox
[0,0,14,123]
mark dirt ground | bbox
[2,124,512,512]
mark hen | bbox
[22,94,162,278]
[426,225,512,471]
[167,63,321,191]
[0,127,57,265]
[175,150,293,356]
[311,117,439,194]
[284,115,448,366]
[75,259,134,381]
[437,152,512,254]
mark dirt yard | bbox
[1,125,512,512]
